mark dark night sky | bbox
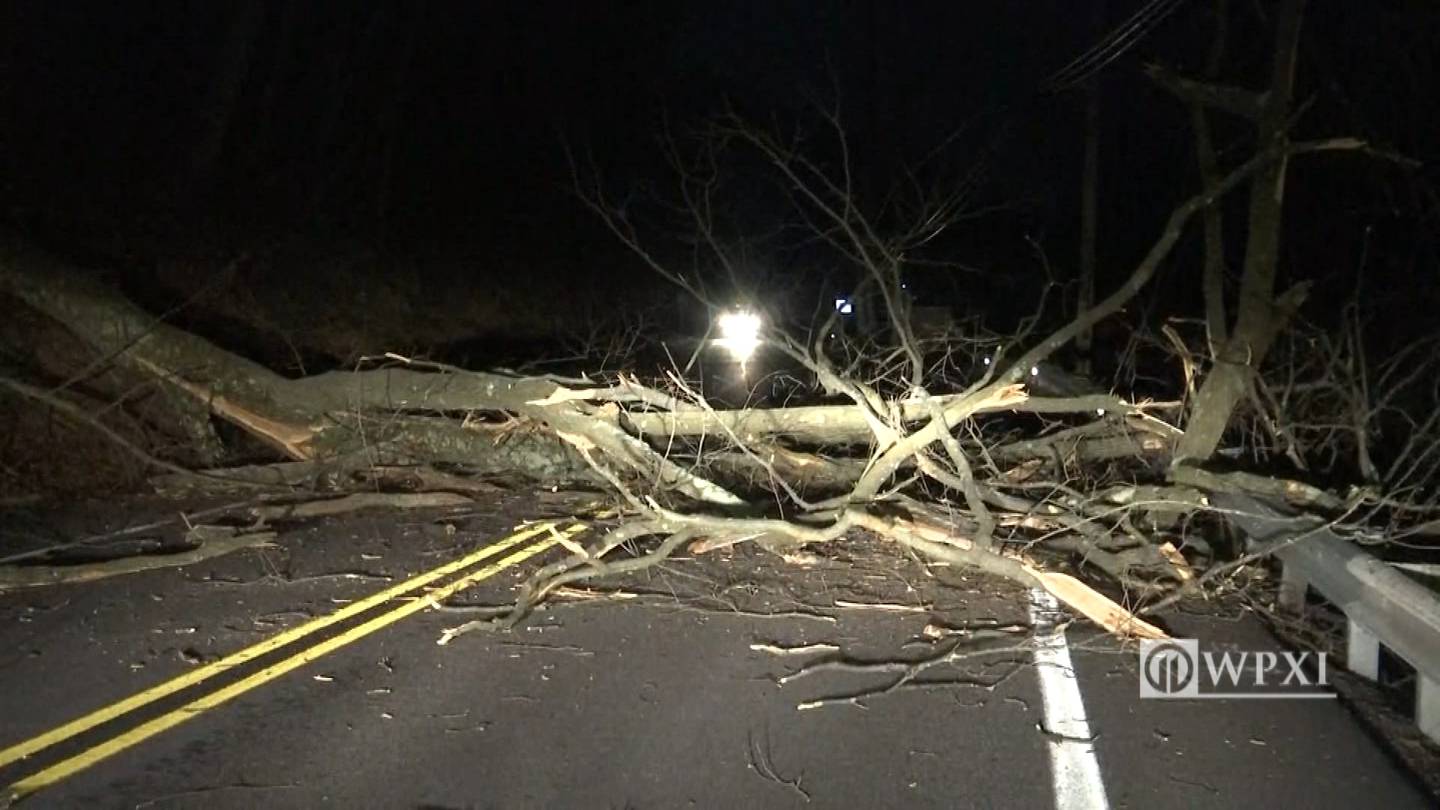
[1,1,1436,353]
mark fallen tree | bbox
[0,125,1368,640]
[5,3,1431,646]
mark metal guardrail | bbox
[1215,492,1440,745]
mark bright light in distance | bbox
[718,309,761,340]
[834,297,853,314]
[714,309,762,363]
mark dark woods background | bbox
[1,1,1435,369]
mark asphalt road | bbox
[0,495,1432,809]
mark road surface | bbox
[0,493,1431,808]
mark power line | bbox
[1041,0,1188,92]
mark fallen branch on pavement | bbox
[0,525,277,589]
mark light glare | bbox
[714,309,762,363]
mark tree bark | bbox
[1174,0,1308,463]
[1195,0,1231,357]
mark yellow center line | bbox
[0,520,563,771]
[7,525,581,802]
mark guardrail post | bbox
[1347,619,1381,681]
[1278,564,1308,614]
[1421,676,1440,742]
[1217,492,1440,745]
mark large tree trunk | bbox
[0,230,1186,493]
[1174,0,1308,462]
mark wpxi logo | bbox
[1139,639,1334,700]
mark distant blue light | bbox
[835,297,853,314]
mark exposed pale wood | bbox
[1157,542,1195,582]
[1024,567,1169,640]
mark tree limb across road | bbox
[0,24,1417,642]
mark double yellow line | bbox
[2,520,585,803]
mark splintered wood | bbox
[1025,568,1168,640]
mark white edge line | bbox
[1029,588,1111,810]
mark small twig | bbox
[746,728,811,803]
[131,782,298,809]
[831,599,929,613]
[750,642,842,656]
[786,639,1035,711]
